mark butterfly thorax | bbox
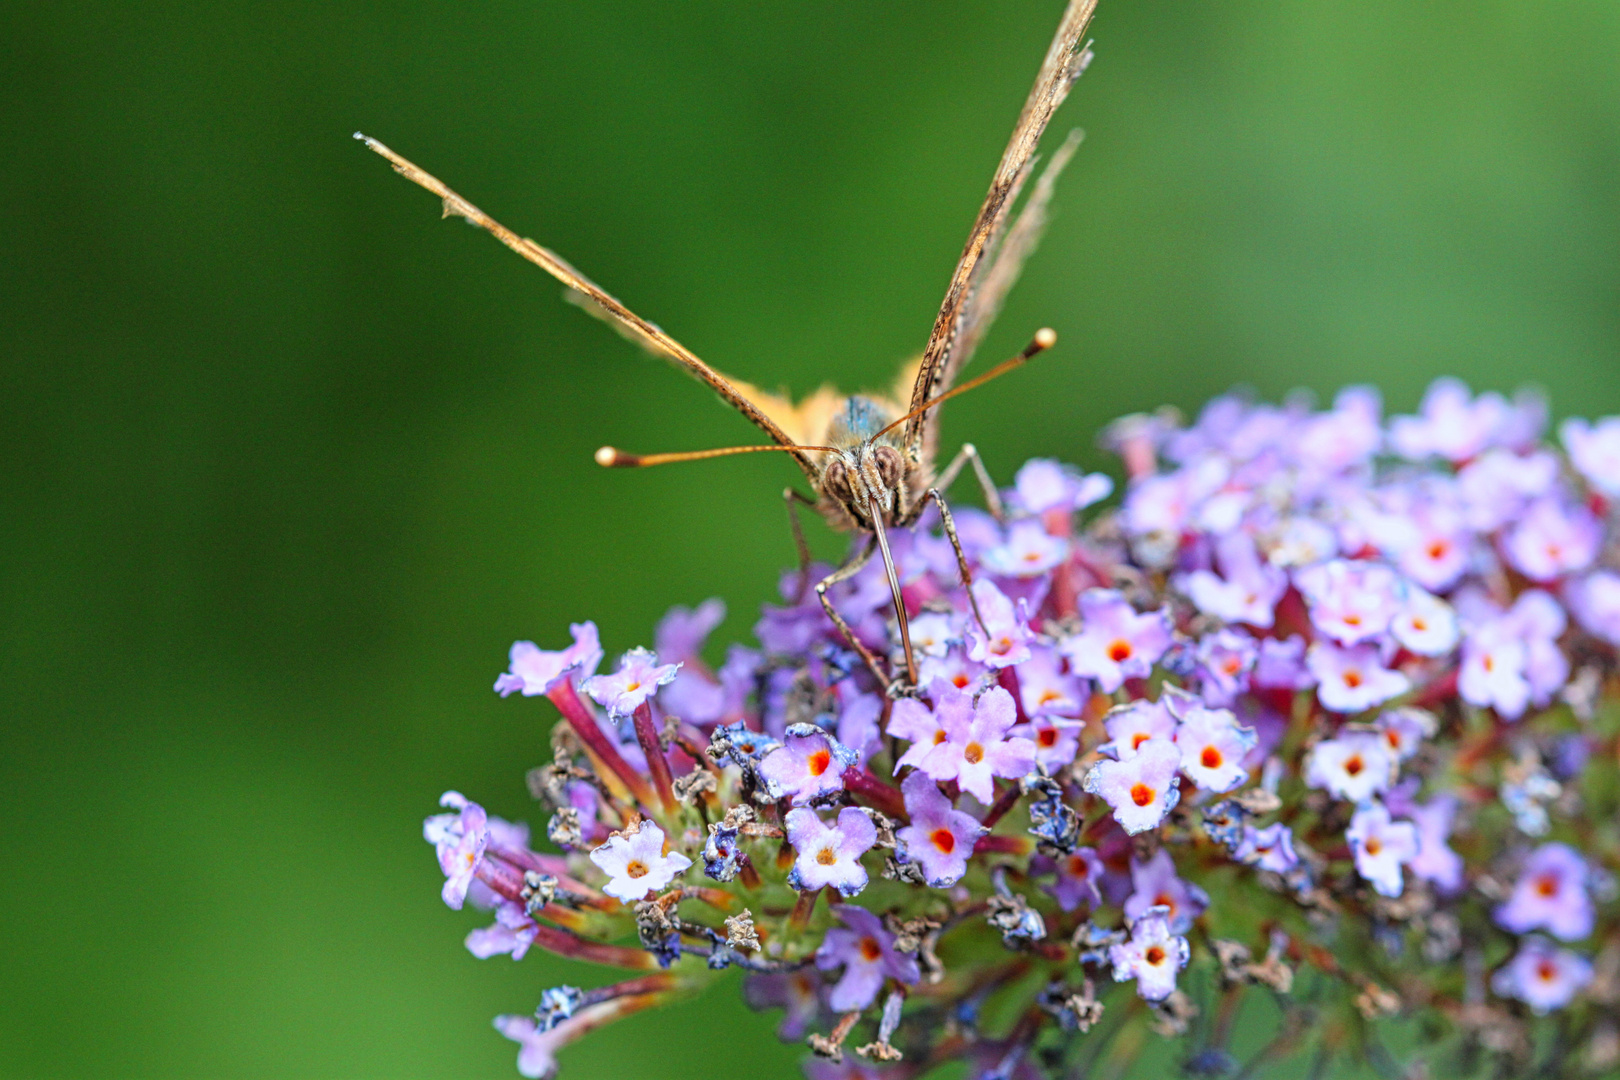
[815,396,934,532]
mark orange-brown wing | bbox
[357,134,816,480]
[725,378,846,451]
[904,0,1096,461]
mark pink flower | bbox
[1388,377,1512,462]
[1568,569,1620,646]
[1109,906,1190,1001]
[1014,644,1086,718]
[580,647,681,719]
[588,820,692,903]
[1009,458,1112,515]
[425,791,488,910]
[1305,731,1394,802]
[1295,559,1403,646]
[1560,415,1620,497]
[1491,937,1593,1014]
[1082,738,1183,835]
[466,901,540,961]
[1177,532,1287,628]
[1306,641,1410,714]
[1346,801,1419,898]
[1495,843,1593,941]
[1043,847,1105,911]
[785,807,877,897]
[494,622,603,697]
[1390,587,1459,657]
[917,684,1036,804]
[964,579,1035,669]
[758,726,852,805]
[1503,498,1602,582]
[1172,704,1256,793]
[887,686,948,774]
[1060,589,1173,692]
[815,906,920,1011]
[1404,795,1464,894]
[1099,697,1178,759]
[981,518,1070,578]
[1122,849,1208,933]
[894,771,984,887]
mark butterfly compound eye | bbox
[873,446,905,490]
[822,459,852,502]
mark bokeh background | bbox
[5,1,1620,1076]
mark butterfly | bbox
[358,0,1097,691]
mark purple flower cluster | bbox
[423,380,1620,1079]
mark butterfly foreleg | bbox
[783,487,817,602]
[815,538,893,688]
[934,442,1005,523]
[923,486,991,643]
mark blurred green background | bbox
[4,1,1620,1076]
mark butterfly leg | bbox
[922,487,991,641]
[815,538,892,687]
[783,488,817,602]
[934,442,1004,523]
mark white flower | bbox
[1346,801,1419,898]
[1305,731,1394,803]
[1108,906,1190,1001]
[588,820,691,903]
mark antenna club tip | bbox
[594,446,619,467]
[1033,327,1058,351]
[352,131,365,140]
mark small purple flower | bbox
[887,687,947,773]
[1012,713,1083,771]
[1109,906,1191,1002]
[1503,497,1602,582]
[654,598,725,663]
[1060,589,1173,692]
[1491,937,1593,1014]
[1388,377,1511,462]
[1122,849,1209,933]
[743,970,825,1041]
[1173,704,1257,793]
[1043,847,1105,911]
[1346,801,1419,898]
[1495,842,1594,941]
[1374,707,1434,762]
[1390,587,1459,658]
[1009,458,1112,516]
[1457,448,1560,532]
[1295,559,1403,646]
[785,807,877,897]
[1404,794,1465,894]
[1458,624,1532,720]
[425,791,488,910]
[758,726,853,805]
[1253,635,1315,690]
[1083,738,1183,835]
[917,684,1036,804]
[1305,731,1394,803]
[1561,415,1620,497]
[588,820,692,903]
[1178,532,1287,628]
[1568,569,1620,646]
[1099,697,1178,759]
[580,647,681,719]
[1015,644,1086,718]
[1193,629,1258,706]
[964,579,1035,669]
[494,622,604,697]
[815,905,920,1011]
[1234,823,1299,874]
[894,771,984,887]
[494,1013,575,1079]
[1307,641,1410,714]
[466,901,540,960]
[907,610,960,658]
[982,518,1070,578]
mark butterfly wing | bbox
[358,135,817,479]
[903,0,1096,463]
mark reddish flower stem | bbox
[980,781,1024,830]
[789,887,821,930]
[632,701,679,815]
[840,765,908,821]
[547,680,659,810]
[530,922,661,969]
[973,833,1032,856]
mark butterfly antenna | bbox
[875,328,1056,441]
[597,444,839,468]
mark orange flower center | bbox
[1342,670,1363,689]
[626,860,649,879]
[1038,728,1059,748]
[1108,640,1134,663]
[963,742,984,764]
[931,828,956,854]
[1344,755,1364,776]
[1536,960,1558,982]
[816,846,839,866]
[1364,838,1382,856]
[1131,783,1155,807]
[1144,945,1167,965]
[859,937,883,962]
[806,748,832,777]
[1068,855,1089,877]
[1535,874,1559,898]
[1201,746,1223,769]
[1131,732,1152,750]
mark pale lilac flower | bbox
[1560,415,1620,497]
[982,518,1070,578]
[1305,731,1394,802]
[1491,937,1593,1014]
[1234,822,1299,874]
[1173,704,1256,793]
[1390,587,1459,657]
[588,820,692,903]
[759,727,852,805]
[742,970,825,1041]
[466,901,540,960]
[836,693,885,765]
[887,686,948,773]
[1083,738,1183,835]
[1504,497,1602,582]
[1307,641,1410,714]
[1295,559,1403,645]
[918,684,1035,803]
[1014,644,1086,718]
[785,807,877,897]
[1060,589,1173,692]
[1389,377,1511,462]
[1388,504,1471,593]
[1012,713,1083,771]
[1099,697,1178,759]
[1458,624,1532,720]
[1044,847,1105,911]
[916,648,989,693]
[1178,532,1287,628]
[580,647,681,719]
[1193,629,1258,706]
[907,610,959,658]
[1297,385,1383,470]
[1109,906,1191,1002]
[1010,458,1112,515]
[894,771,984,887]
[494,1012,584,1079]
[654,598,725,663]
[1456,448,1559,532]
[1374,707,1434,762]
[1495,843,1594,941]
[1346,801,1419,898]
[495,622,604,697]
[1404,794,1464,894]
[1267,516,1340,568]
[1568,569,1620,646]
[964,579,1035,669]
[815,905,920,1011]
[426,791,488,910]
[1253,635,1315,690]
[1122,849,1209,933]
